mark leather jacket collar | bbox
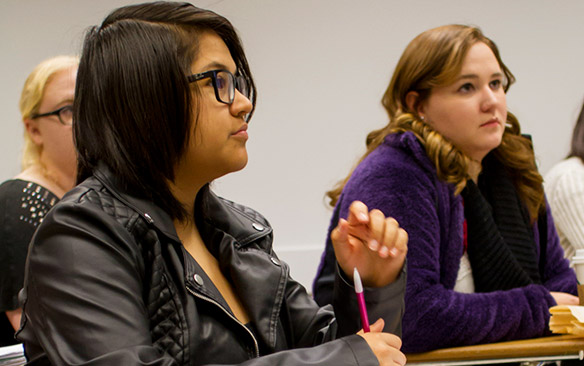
[92,162,273,247]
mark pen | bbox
[353,267,370,333]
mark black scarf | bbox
[460,154,542,292]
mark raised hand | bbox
[331,201,408,287]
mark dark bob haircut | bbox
[569,100,584,162]
[74,1,256,220]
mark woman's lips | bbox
[232,124,248,139]
[480,118,500,127]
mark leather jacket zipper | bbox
[186,285,260,358]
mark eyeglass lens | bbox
[214,71,249,104]
[215,71,234,104]
[235,75,249,101]
[58,106,73,125]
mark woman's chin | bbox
[225,155,249,176]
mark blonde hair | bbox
[19,55,79,170]
[328,25,544,222]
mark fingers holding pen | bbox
[333,201,408,287]
[346,200,371,227]
[367,209,386,252]
[335,201,372,251]
[372,213,403,258]
[358,324,406,366]
[345,202,407,259]
[390,225,408,257]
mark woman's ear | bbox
[405,91,419,114]
[405,91,426,120]
[23,118,43,146]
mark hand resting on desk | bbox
[358,318,407,366]
[551,291,579,305]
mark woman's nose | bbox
[480,87,500,112]
[231,89,253,119]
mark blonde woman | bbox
[313,24,578,352]
[0,55,78,346]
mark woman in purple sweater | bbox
[313,24,578,353]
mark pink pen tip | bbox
[353,267,363,293]
[353,267,370,332]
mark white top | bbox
[544,156,584,263]
[454,252,475,293]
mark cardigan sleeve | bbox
[332,141,568,353]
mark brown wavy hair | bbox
[327,24,544,223]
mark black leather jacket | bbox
[18,165,405,365]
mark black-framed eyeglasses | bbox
[187,69,249,105]
[31,105,73,126]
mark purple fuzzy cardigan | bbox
[314,131,577,353]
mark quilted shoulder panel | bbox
[79,186,189,364]
[80,187,137,229]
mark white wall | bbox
[1,0,583,290]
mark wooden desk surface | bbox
[406,335,584,364]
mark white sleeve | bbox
[546,160,584,253]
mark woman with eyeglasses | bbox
[313,24,578,353]
[17,3,407,365]
[0,55,78,347]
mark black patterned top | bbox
[0,179,59,346]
